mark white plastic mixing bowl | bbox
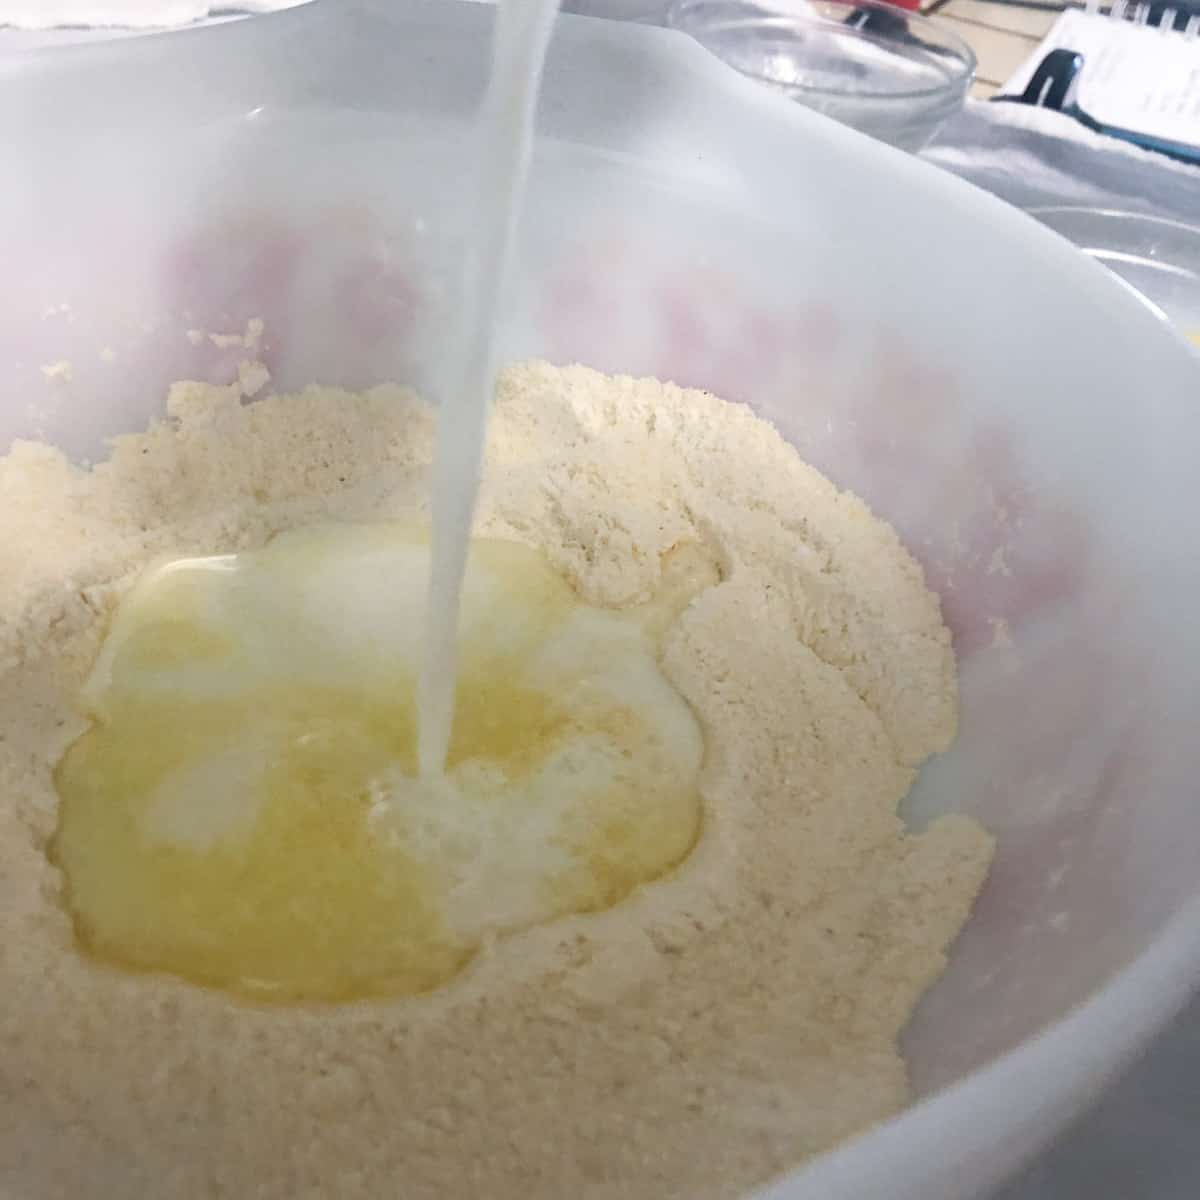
[1,2,1197,1197]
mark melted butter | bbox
[50,526,717,1004]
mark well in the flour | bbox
[49,524,715,1003]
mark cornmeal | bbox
[0,361,992,1200]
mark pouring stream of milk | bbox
[417,0,561,777]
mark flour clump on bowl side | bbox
[0,359,992,1199]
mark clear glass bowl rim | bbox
[666,0,978,102]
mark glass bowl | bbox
[667,0,975,151]
[1028,207,1200,348]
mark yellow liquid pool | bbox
[50,526,714,1003]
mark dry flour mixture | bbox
[0,360,992,1200]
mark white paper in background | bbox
[0,0,305,29]
[999,8,1200,148]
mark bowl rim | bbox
[1028,205,1200,265]
[665,0,978,102]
